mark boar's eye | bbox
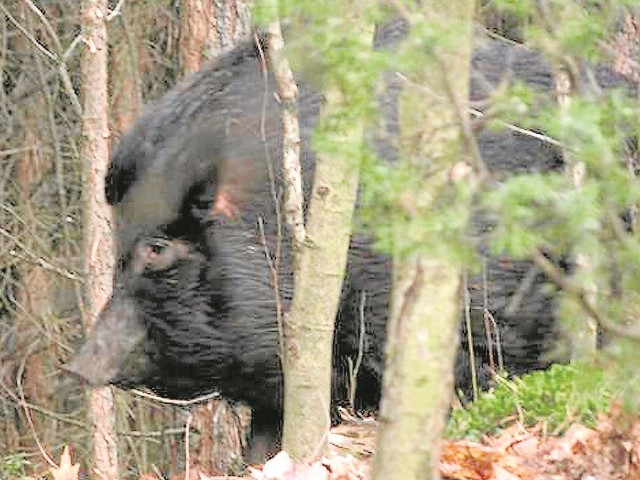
[131,237,191,274]
[148,238,170,254]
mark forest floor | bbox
[44,400,640,480]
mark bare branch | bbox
[0,4,57,62]
[107,0,127,21]
[531,249,640,341]
[265,21,305,274]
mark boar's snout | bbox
[63,295,147,386]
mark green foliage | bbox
[359,151,475,261]
[491,0,536,19]
[485,82,540,128]
[358,20,475,261]
[255,1,475,262]
[0,454,32,480]
[255,0,390,98]
[491,0,631,61]
[484,83,640,341]
[253,1,640,414]
[479,1,640,380]
[486,172,605,258]
[447,364,616,440]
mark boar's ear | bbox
[118,122,265,234]
[105,137,145,206]
[210,152,257,220]
[175,123,266,221]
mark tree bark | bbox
[111,3,144,138]
[280,87,362,460]
[178,3,253,473]
[179,0,213,75]
[11,2,55,446]
[265,21,305,278]
[207,0,251,57]
[280,12,374,457]
[179,0,251,75]
[372,2,475,479]
[80,1,118,479]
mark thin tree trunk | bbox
[280,12,374,458]
[373,2,475,479]
[280,86,362,461]
[179,0,213,74]
[111,4,143,138]
[265,21,305,279]
[178,3,251,473]
[80,1,118,479]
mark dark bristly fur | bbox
[66,27,630,455]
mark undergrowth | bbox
[447,363,616,440]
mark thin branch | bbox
[254,32,286,362]
[347,290,367,407]
[0,4,57,62]
[129,389,221,406]
[531,249,640,341]
[504,265,540,316]
[24,0,61,51]
[184,413,192,480]
[16,343,58,468]
[0,374,87,430]
[0,227,82,282]
[469,107,562,147]
[396,70,563,148]
[437,54,492,183]
[107,0,127,21]
[463,271,478,401]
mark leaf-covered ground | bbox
[43,400,639,480]
[248,402,639,480]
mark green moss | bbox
[447,363,615,440]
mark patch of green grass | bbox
[447,363,615,440]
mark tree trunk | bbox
[179,0,251,75]
[280,87,362,460]
[280,11,374,456]
[266,21,305,275]
[207,0,251,58]
[372,2,475,479]
[111,4,144,138]
[179,0,213,74]
[80,1,118,479]
[178,2,252,473]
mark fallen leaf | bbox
[262,451,295,479]
[493,465,522,480]
[50,446,80,480]
[282,462,328,480]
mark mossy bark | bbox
[372,2,475,479]
[280,4,374,462]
